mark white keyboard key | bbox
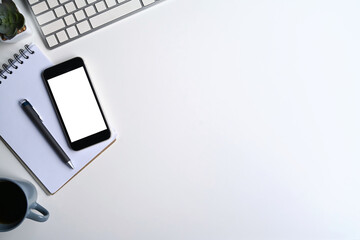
[65,2,76,13]
[66,26,79,38]
[29,0,164,48]
[142,0,155,6]
[56,30,69,42]
[90,0,141,28]
[76,20,91,34]
[105,0,116,8]
[54,6,66,17]
[85,6,96,17]
[42,19,65,35]
[64,14,76,25]
[46,34,58,47]
[95,1,107,12]
[75,10,86,21]
[75,0,87,8]
[32,1,49,15]
[37,10,56,25]
[47,0,59,8]
[29,0,39,5]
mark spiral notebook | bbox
[0,44,116,194]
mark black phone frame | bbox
[42,57,111,150]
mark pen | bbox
[19,99,74,169]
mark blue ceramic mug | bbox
[0,178,49,232]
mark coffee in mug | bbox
[0,178,49,232]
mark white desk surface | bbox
[1,0,360,239]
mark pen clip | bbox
[20,99,44,122]
[33,106,43,122]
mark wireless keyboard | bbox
[27,0,164,49]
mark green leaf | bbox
[2,0,18,11]
[0,0,25,39]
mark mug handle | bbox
[27,202,50,222]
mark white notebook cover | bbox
[0,44,116,194]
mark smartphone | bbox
[42,57,110,150]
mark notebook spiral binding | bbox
[0,44,35,83]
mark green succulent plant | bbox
[0,0,25,40]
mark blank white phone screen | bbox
[47,67,107,142]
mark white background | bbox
[1,0,360,239]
